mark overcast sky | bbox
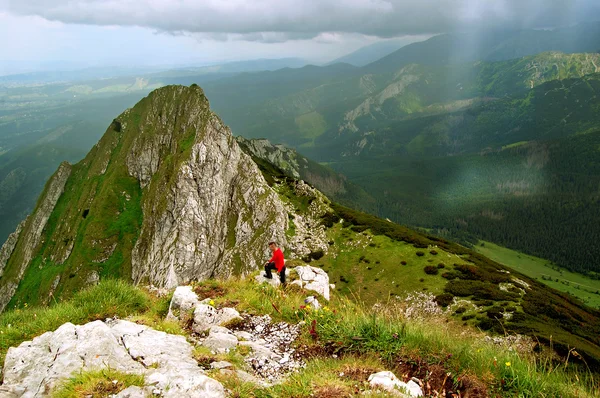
[1,0,600,74]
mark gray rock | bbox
[1,320,225,398]
[304,296,320,310]
[210,361,233,369]
[193,304,241,333]
[234,331,254,341]
[0,220,25,279]
[167,286,200,320]
[113,386,152,398]
[202,329,238,354]
[292,266,331,300]
[219,369,270,388]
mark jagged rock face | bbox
[0,85,288,308]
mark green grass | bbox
[51,368,145,398]
[295,111,328,148]
[475,241,600,309]
[316,223,451,305]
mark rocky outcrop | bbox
[0,162,71,312]
[0,319,225,398]
[282,180,330,258]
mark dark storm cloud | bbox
[4,0,600,41]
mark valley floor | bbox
[474,241,600,309]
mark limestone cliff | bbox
[0,85,289,310]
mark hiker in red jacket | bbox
[264,241,286,284]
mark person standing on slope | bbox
[264,241,286,285]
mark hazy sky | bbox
[1,0,600,73]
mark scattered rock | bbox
[292,266,330,300]
[1,320,225,398]
[368,371,423,397]
[167,286,200,320]
[237,315,304,382]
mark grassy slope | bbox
[246,157,600,371]
[1,278,598,397]
[475,241,600,309]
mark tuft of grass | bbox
[51,367,145,398]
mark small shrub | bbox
[454,306,467,314]
[435,293,454,307]
[310,250,325,261]
[369,243,377,247]
[486,307,503,319]
[416,251,425,257]
[437,263,446,269]
[419,278,425,282]
[441,271,460,280]
[401,261,407,265]
[321,212,340,228]
[424,265,439,275]
[429,250,438,255]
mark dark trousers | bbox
[265,262,286,284]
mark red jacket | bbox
[270,248,285,272]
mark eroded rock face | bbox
[0,320,225,398]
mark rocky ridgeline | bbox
[0,266,423,397]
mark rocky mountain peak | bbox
[0,85,298,311]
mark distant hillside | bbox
[199,48,600,276]
[365,23,600,74]
[326,38,416,67]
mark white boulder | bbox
[292,266,330,300]
[368,371,423,397]
[167,286,200,320]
